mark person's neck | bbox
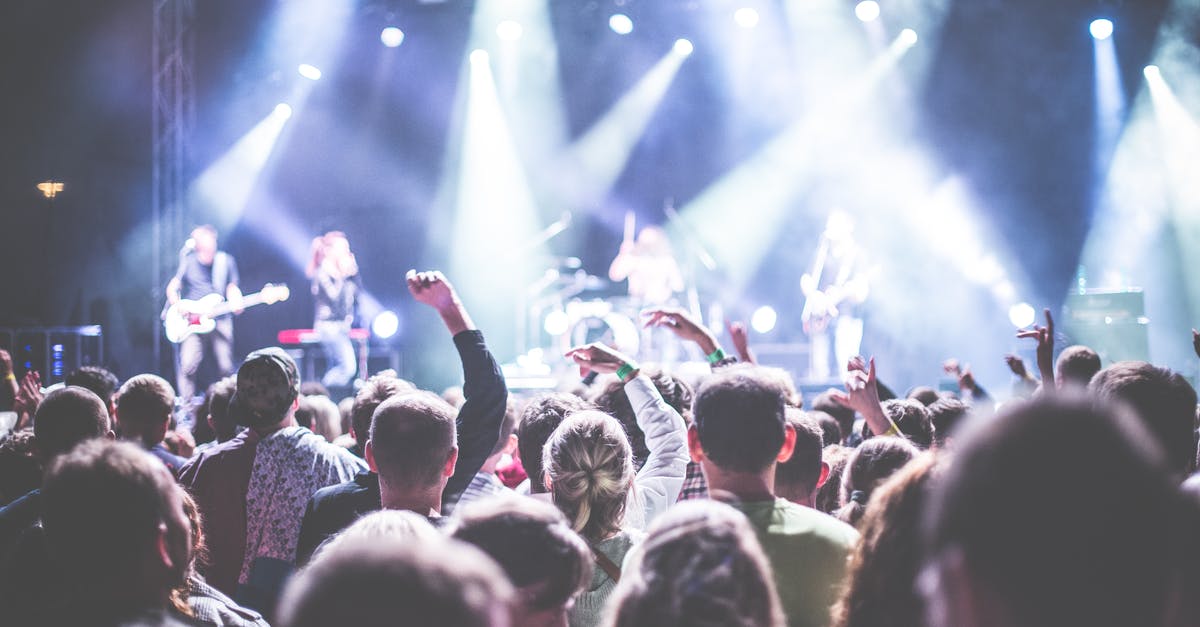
[702,463,778,503]
[253,415,297,437]
[379,477,444,517]
[776,484,817,509]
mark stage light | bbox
[372,311,399,339]
[297,63,322,81]
[1089,18,1113,41]
[673,38,694,56]
[734,7,760,29]
[751,306,778,334]
[544,310,569,336]
[273,103,292,119]
[380,26,404,48]
[1144,64,1161,79]
[899,28,919,46]
[496,20,523,41]
[855,1,880,23]
[470,49,489,66]
[1008,303,1036,329]
[609,13,633,35]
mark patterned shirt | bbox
[443,471,511,515]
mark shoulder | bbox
[179,434,256,484]
[770,499,860,547]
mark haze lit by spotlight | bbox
[855,1,881,23]
[1144,64,1161,79]
[734,7,760,29]
[609,13,633,35]
[543,310,570,336]
[496,20,523,41]
[1089,18,1113,41]
[673,38,694,56]
[1008,303,1036,329]
[899,28,919,46]
[470,49,490,65]
[380,26,404,48]
[297,63,322,81]
[273,103,292,119]
[751,306,778,334]
[372,311,399,339]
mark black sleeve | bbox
[294,495,323,567]
[442,330,508,499]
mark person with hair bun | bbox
[834,436,918,528]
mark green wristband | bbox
[706,348,727,364]
[615,363,638,382]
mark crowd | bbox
[2,274,1200,627]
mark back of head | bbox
[816,445,853,514]
[1089,361,1198,477]
[231,347,301,430]
[518,393,593,493]
[487,399,520,458]
[41,440,187,604]
[606,500,785,627]
[368,392,457,490]
[592,369,693,469]
[351,372,416,449]
[35,386,110,459]
[775,409,826,502]
[837,437,918,527]
[924,395,1194,627]
[1055,345,1101,390]
[693,365,788,474]
[116,374,175,445]
[927,398,969,449]
[833,453,939,627]
[543,411,634,541]
[450,495,591,617]
[205,376,238,441]
[905,386,941,407]
[303,394,342,442]
[810,411,843,452]
[812,391,854,445]
[309,510,439,565]
[279,537,513,627]
[65,366,120,408]
[880,399,933,449]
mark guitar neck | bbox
[207,292,271,317]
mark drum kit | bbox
[519,257,643,361]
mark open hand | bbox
[726,321,754,364]
[1004,354,1029,378]
[14,370,43,417]
[1017,308,1055,387]
[565,343,636,378]
[642,307,718,355]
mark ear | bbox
[365,440,378,473]
[105,430,116,441]
[542,470,553,491]
[154,523,174,571]
[776,424,797,463]
[815,461,831,490]
[208,416,217,433]
[687,424,706,463]
[443,446,459,478]
[292,397,300,410]
[501,434,518,456]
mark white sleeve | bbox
[625,374,690,529]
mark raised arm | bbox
[829,356,900,439]
[407,270,506,498]
[1016,308,1055,392]
[642,306,736,368]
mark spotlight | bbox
[1089,18,1113,41]
[1008,303,1036,329]
[673,38,694,56]
[609,13,634,35]
[297,63,322,81]
[371,311,399,339]
[496,20,523,41]
[734,7,760,29]
[1144,64,1161,79]
[273,103,292,119]
[470,49,490,66]
[751,306,777,334]
[543,310,569,336]
[855,1,881,23]
[899,28,919,46]
[380,26,404,48]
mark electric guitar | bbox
[164,283,290,343]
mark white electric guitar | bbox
[164,283,290,343]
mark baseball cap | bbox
[230,347,300,429]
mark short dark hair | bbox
[41,440,184,598]
[517,393,593,493]
[775,409,825,497]
[811,391,854,444]
[116,374,175,445]
[592,369,693,468]
[816,444,852,514]
[881,399,933,449]
[925,395,1194,627]
[810,410,843,450]
[905,386,941,407]
[351,373,416,449]
[928,397,969,448]
[278,537,513,627]
[693,365,788,473]
[368,392,457,489]
[64,366,120,406]
[1055,345,1101,389]
[205,376,239,441]
[1089,361,1198,477]
[34,386,110,458]
[837,436,918,527]
[449,496,591,612]
[300,381,331,399]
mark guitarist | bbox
[801,212,868,382]
[166,225,243,403]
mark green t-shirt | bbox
[732,498,859,627]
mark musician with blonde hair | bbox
[307,231,361,389]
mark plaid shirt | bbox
[444,470,511,515]
[678,461,709,501]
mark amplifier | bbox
[0,326,104,385]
